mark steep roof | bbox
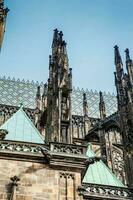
[0,76,117,118]
[0,106,44,144]
[0,76,39,109]
[72,87,117,117]
[83,145,125,187]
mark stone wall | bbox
[0,158,83,200]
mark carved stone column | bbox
[10,176,20,200]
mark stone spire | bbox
[52,28,58,47]
[46,29,72,144]
[0,0,9,50]
[114,45,125,111]
[125,48,131,62]
[114,46,133,188]
[125,48,133,87]
[114,45,123,66]
[83,93,88,117]
[42,83,47,109]
[99,91,106,120]
[36,86,41,110]
[59,31,63,43]
[114,45,124,81]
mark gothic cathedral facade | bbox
[0,1,132,200]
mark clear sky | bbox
[1,0,133,93]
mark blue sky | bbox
[1,0,133,93]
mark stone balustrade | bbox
[78,183,132,199]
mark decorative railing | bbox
[0,140,87,157]
[50,142,87,155]
[0,140,47,156]
[78,183,132,199]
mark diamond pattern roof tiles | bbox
[0,77,117,118]
[72,87,117,118]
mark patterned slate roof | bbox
[0,76,117,118]
[83,145,125,187]
[72,87,117,118]
[0,76,42,109]
[0,106,44,143]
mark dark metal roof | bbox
[0,76,117,118]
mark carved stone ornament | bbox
[10,175,20,186]
[85,156,101,166]
[0,129,8,140]
[78,183,132,199]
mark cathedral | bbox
[0,1,132,200]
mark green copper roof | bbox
[83,145,125,187]
[0,107,44,144]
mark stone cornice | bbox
[0,140,88,175]
[78,183,133,199]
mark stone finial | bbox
[59,31,63,43]
[0,129,8,140]
[114,45,123,65]
[36,86,41,99]
[42,83,47,98]
[53,28,58,39]
[83,93,88,117]
[125,48,132,67]
[10,175,20,186]
[69,68,72,91]
[99,91,106,120]
[49,55,52,66]
[125,48,131,62]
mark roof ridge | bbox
[72,86,116,96]
[0,76,116,95]
[0,75,45,86]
